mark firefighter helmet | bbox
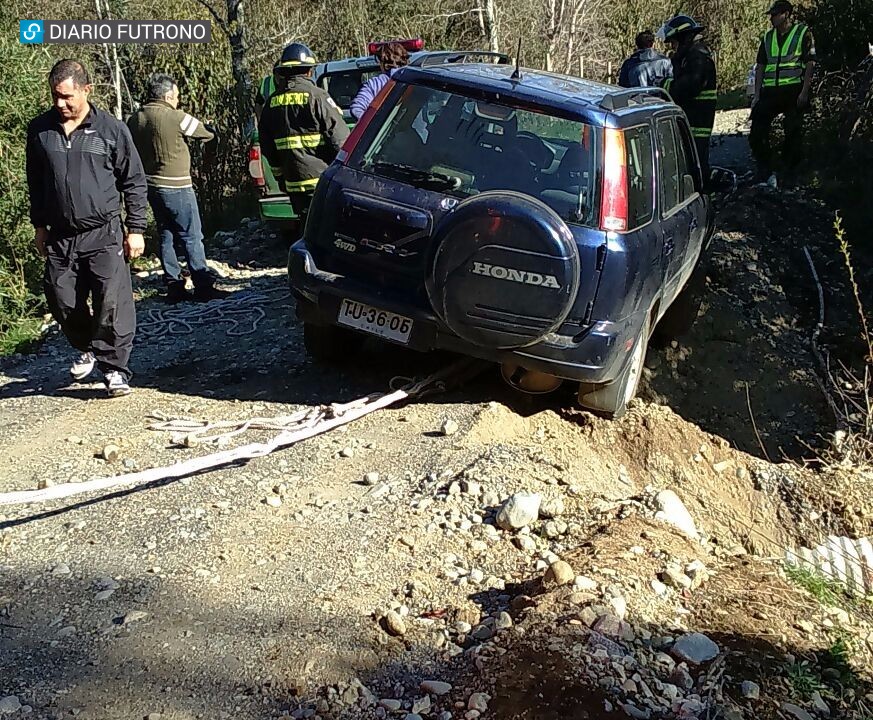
[656,15,705,42]
[276,42,317,71]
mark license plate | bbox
[337,299,413,344]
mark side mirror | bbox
[682,173,696,197]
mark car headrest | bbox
[556,142,586,179]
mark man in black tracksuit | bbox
[26,59,147,397]
[259,43,350,219]
[658,15,718,189]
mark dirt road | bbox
[1,111,871,720]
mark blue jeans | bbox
[147,186,213,289]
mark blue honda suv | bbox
[289,61,714,417]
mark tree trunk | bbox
[94,0,123,118]
[226,0,253,135]
[482,0,499,53]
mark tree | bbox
[194,0,253,133]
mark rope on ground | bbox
[138,287,290,339]
[803,246,848,427]
[0,359,482,508]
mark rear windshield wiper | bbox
[369,161,462,190]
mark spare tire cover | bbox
[426,191,580,349]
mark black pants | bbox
[749,89,805,175]
[288,189,315,220]
[44,219,136,380]
[694,136,711,190]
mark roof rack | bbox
[410,51,512,67]
[599,87,671,111]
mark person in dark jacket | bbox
[350,42,410,120]
[618,30,673,88]
[657,15,718,188]
[26,59,147,397]
[259,43,350,219]
[127,73,228,303]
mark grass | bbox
[133,286,161,302]
[787,660,823,697]
[785,565,846,608]
[717,86,751,111]
[0,316,44,356]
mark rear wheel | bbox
[303,323,361,362]
[577,318,649,419]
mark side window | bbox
[675,117,702,197]
[656,118,681,214]
[625,125,655,229]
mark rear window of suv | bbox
[351,84,598,227]
[320,69,380,111]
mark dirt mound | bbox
[464,399,797,556]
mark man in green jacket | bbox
[127,73,228,303]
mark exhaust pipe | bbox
[499,362,563,394]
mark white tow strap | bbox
[0,361,476,508]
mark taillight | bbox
[367,38,424,54]
[248,144,264,186]
[600,128,628,232]
[336,80,395,164]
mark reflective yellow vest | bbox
[763,23,809,88]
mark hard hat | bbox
[656,15,705,42]
[276,42,317,71]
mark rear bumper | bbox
[259,194,298,221]
[288,243,644,385]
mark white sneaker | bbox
[104,371,131,398]
[70,351,96,380]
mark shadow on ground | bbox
[2,561,868,720]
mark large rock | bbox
[540,496,565,518]
[420,681,452,696]
[467,693,490,712]
[782,704,815,720]
[654,490,700,540]
[741,680,760,700]
[496,493,541,530]
[671,632,719,664]
[0,697,21,715]
[383,610,407,637]
[543,560,575,588]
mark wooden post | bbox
[579,56,585,78]
[607,61,613,83]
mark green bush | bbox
[121,42,254,232]
[803,0,873,234]
[803,0,873,70]
[0,40,53,354]
[601,0,764,92]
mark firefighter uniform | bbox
[658,15,717,188]
[663,45,717,186]
[259,45,350,218]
